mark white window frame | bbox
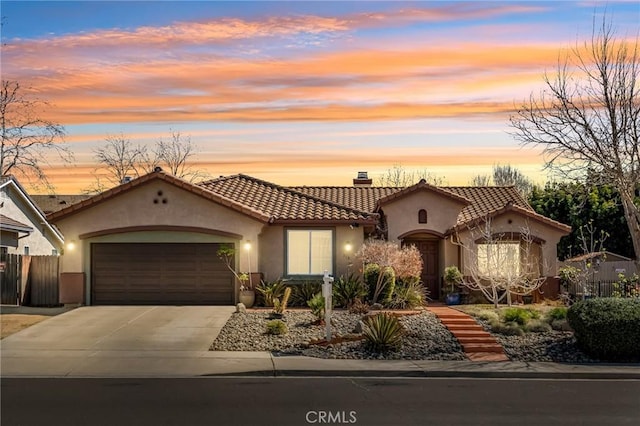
[285,228,334,276]
[477,242,521,277]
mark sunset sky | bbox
[2,1,639,193]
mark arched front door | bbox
[404,239,439,299]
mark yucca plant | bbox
[256,280,286,307]
[333,273,368,308]
[362,313,405,352]
[289,281,322,307]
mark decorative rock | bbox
[370,303,383,311]
[352,320,366,334]
[236,303,246,313]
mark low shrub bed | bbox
[567,298,640,360]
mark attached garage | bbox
[91,243,234,305]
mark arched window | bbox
[418,209,427,224]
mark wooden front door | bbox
[405,240,439,300]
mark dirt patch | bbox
[1,314,50,339]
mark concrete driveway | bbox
[0,306,235,351]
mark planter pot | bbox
[239,290,255,308]
[522,295,534,305]
[445,293,461,305]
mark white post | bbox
[322,270,334,342]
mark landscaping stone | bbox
[236,303,246,314]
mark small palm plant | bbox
[362,313,405,352]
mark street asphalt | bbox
[1,305,639,379]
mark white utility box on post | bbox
[322,270,334,341]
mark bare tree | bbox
[469,164,533,196]
[155,131,205,181]
[457,219,546,308]
[91,134,148,189]
[510,17,640,269]
[88,130,207,193]
[0,80,72,188]
[375,164,445,187]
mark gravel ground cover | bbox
[211,309,467,360]
[211,306,634,363]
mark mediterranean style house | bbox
[42,169,570,306]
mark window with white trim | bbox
[286,229,333,275]
[477,242,520,276]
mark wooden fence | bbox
[562,260,638,281]
[0,254,60,306]
[1,253,21,305]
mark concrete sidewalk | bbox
[2,349,639,379]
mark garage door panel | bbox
[91,243,234,305]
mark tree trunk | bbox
[619,188,640,271]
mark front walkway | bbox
[427,306,509,362]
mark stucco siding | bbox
[0,186,61,255]
[457,213,564,277]
[382,190,465,241]
[258,224,364,282]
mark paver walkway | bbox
[427,306,509,362]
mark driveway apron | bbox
[0,306,235,351]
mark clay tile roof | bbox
[291,184,569,231]
[31,194,93,215]
[442,186,532,225]
[47,171,273,223]
[0,213,33,232]
[288,186,400,213]
[199,175,377,224]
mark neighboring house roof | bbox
[0,213,33,233]
[199,174,378,224]
[31,194,92,215]
[0,175,65,244]
[565,251,633,262]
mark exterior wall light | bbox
[66,241,76,251]
[344,242,353,253]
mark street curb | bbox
[202,369,640,380]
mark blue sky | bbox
[2,1,638,192]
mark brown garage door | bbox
[91,243,234,305]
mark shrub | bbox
[501,307,534,326]
[362,313,405,352]
[289,281,321,307]
[568,298,640,360]
[307,293,325,322]
[256,280,286,307]
[546,307,568,322]
[265,319,287,335]
[476,310,500,323]
[550,319,573,331]
[333,273,368,308]
[489,320,524,336]
[389,278,427,309]
[363,263,396,305]
[524,319,552,333]
[348,298,370,314]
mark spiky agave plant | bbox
[362,313,405,352]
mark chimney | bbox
[353,171,372,187]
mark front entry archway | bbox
[404,239,440,300]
